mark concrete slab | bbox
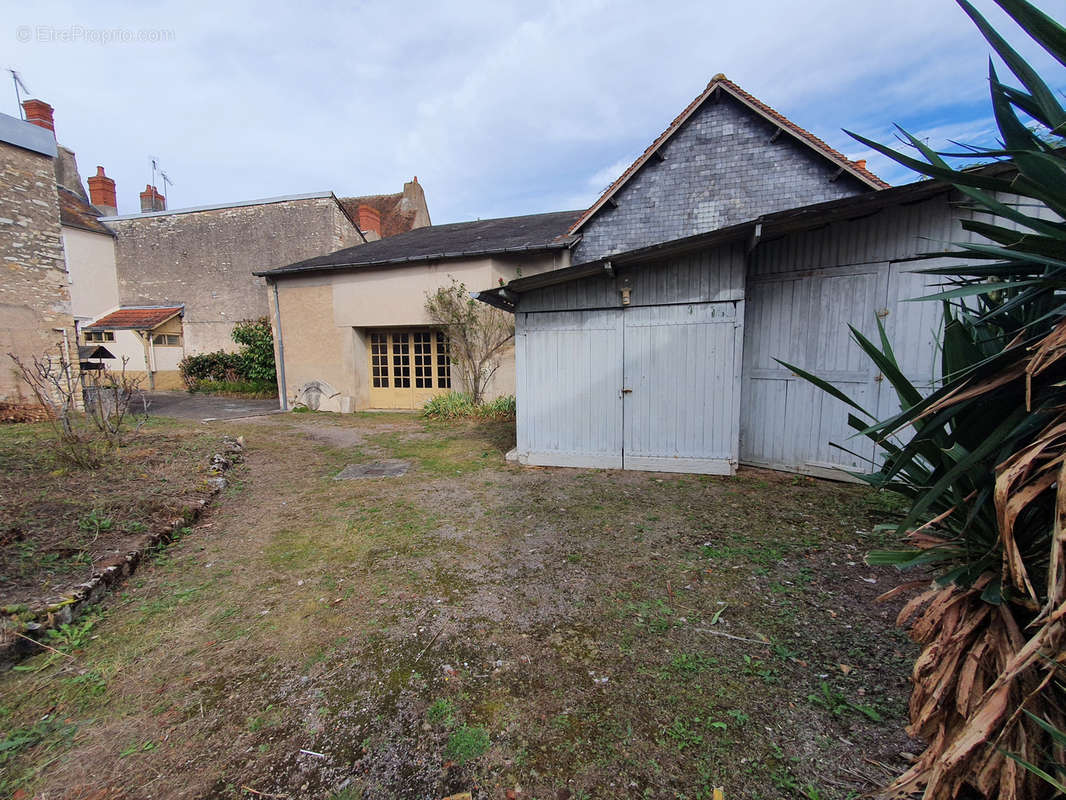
[141,391,281,421]
[334,460,411,480]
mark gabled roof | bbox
[569,74,889,236]
[85,306,183,331]
[58,186,113,236]
[257,210,581,278]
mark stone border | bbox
[0,435,245,666]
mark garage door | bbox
[515,302,740,473]
[740,262,942,477]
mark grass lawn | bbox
[0,413,919,800]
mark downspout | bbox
[271,280,288,411]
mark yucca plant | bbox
[782,1,1066,797]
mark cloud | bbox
[7,0,1064,220]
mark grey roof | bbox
[0,111,56,158]
[257,209,582,277]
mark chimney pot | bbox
[22,99,55,135]
[139,184,166,213]
[357,203,382,238]
[88,166,118,216]
[855,159,867,170]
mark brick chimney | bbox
[357,203,381,239]
[854,159,867,170]
[139,184,166,213]
[22,99,55,134]
[88,166,117,216]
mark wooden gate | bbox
[368,329,452,409]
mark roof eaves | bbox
[255,238,577,278]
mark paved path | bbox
[141,391,282,421]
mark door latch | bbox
[621,388,633,394]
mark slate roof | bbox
[58,186,112,235]
[258,210,581,277]
[569,74,889,235]
[85,306,183,330]
[339,192,417,238]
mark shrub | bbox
[422,392,477,420]
[231,318,276,383]
[479,394,516,419]
[421,392,516,420]
[179,317,276,392]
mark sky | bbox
[4,0,1063,222]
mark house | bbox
[9,97,433,391]
[477,177,1011,477]
[255,210,579,411]
[265,75,881,414]
[0,105,79,408]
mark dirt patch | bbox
[0,414,922,800]
[0,421,228,614]
[334,460,411,479]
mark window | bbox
[392,333,411,388]
[436,332,451,389]
[413,332,433,388]
[370,332,389,387]
[152,334,182,346]
[84,331,114,343]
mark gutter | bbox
[254,239,579,278]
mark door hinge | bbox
[876,308,890,319]
[621,388,633,394]
[875,372,884,383]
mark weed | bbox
[426,698,456,726]
[119,740,157,757]
[808,682,882,722]
[444,725,490,765]
[670,652,717,675]
[77,509,114,537]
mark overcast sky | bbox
[6,0,1063,222]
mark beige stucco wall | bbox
[269,249,569,411]
[62,225,117,322]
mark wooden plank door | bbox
[621,302,739,474]
[514,309,624,468]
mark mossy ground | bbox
[0,412,918,799]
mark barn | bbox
[476,176,1011,478]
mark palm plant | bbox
[781,1,1066,797]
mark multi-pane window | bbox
[84,331,114,343]
[436,332,451,389]
[371,332,390,388]
[370,330,452,395]
[392,333,411,388]
[152,334,182,346]
[413,332,433,388]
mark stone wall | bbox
[0,139,78,404]
[573,93,871,263]
[110,196,363,355]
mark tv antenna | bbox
[160,170,174,204]
[8,69,29,118]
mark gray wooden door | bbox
[740,264,886,476]
[740,261,944,477]
[622,302,739,474]
[515,309,624,469]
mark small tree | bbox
[8,351,147,468]
[425,279,514,404]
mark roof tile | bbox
[86,306,183,330]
